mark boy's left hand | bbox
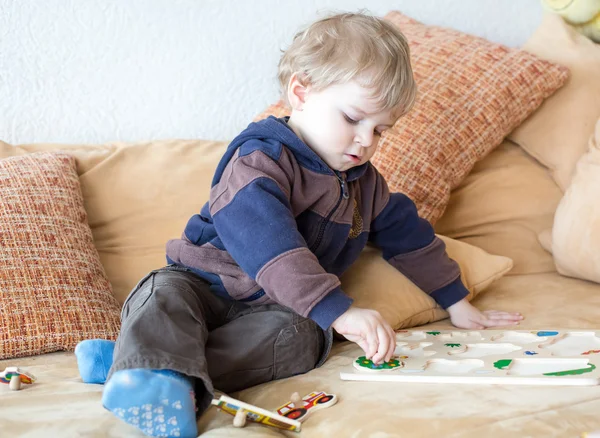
[446,298,523,330]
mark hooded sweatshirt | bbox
[166,116,469,330]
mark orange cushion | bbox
[0,152,121,359]
[255,11,569,224]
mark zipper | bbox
[310,171,349,252]
[336,171,350,200]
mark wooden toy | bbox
[0,367,36,391]
[9,375,21,391]
[276,391,337,422]
[211,390,337,432]
[340,330,600,386]
[211,394,303,432]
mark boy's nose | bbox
[356,128,374,148]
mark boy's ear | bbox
[287,73,309,111]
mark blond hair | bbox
[278,11,417,115]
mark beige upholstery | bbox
[435,141,563,276]
[550,118,600,283]
[3,272,600,437]
[508,13,600,191]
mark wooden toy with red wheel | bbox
[277,391,338,422]
[211,390,337,432]
[0,366,36,391]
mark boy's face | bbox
[287,80,400,172]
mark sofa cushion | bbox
[550,118,600,283]
[508,13,600,191]
[1,140,512,330]
[0,152,121,360]
[255,11,569,224]
[435,141,563,276]
[342,236,513,329]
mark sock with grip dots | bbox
[102,368,198,438]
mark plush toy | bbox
[541,0,600,42]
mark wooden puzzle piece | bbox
[211,390,338,432]
[211,395,302,432]
[353,356,404,372]
[276,391,337,422]
[0,367,36,391]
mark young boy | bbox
[76,11,522,438]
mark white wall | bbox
[0,0,543,144]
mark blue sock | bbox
[102,369,197,438]
[74,339,115,384]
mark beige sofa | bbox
[2,133,600,437]
[3,9,600,436]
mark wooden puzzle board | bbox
[340,330,600,386]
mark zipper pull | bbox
[336,172,350,200]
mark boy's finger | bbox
[366,331,378,361]
[483,311,523,318]
[386,328,397,361]
[372,326,390,364]
[485,313,521,318]
[357,339,371,358]
[470,316,487,330]
[482,318,520,327]
[484,313,523,322]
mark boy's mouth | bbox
[346,154,362,163]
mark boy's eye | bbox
[343,114,359,125]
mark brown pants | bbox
[107,265,331,415]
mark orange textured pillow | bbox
[0,152,121,359]
[255,11,569,223]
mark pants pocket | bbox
[273,318,323,380]
[120,273,155,320]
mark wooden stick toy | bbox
[0,366,36,391]
[211,390,337,432]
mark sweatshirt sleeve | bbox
[210,143,352,329]
[368,173,468,309]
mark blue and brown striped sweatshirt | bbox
[166,116,469,330]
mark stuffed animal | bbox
[542,0,600,42]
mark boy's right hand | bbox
[331,306,396,364]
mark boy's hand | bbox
[447,298,523,330]
[331,307,396,364]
